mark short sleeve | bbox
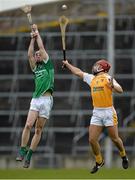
[83,73,94,85]
[43,53,49,64]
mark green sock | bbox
[20,146,28,156]
[26,149,33,161]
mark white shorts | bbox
[90,107,118,126]
[30,96,53,119]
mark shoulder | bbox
[103,73,112,83]
[83,72,94,80]
[43,54,49,64]
[104,73,111,78]
[83,72,94,85]
[43,54,53,65]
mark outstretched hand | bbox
[30,31,38,39]
[62,60,68,69]
[30,24,39,39]
[31,24,38,32]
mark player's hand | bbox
[30,31,38,39]
[62,60,68,68]
[31,24,38,31]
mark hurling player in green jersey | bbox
[16,24,54,168]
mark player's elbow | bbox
[117,85,123,93]
[114,87,123,93]
[119,88,123,93]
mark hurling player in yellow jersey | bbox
[62,59,128,173]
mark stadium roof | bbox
[0,0,64,12]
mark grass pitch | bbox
[0,168,135,179]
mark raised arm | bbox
[108,77,123,93]
[28,37,36,70]
[62,60,84,79]
[112,79,123,93]
[32,24,48,61]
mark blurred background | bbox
[0,0,135,169]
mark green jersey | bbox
[32,58,54,98]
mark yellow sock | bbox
[119,149,126,157]
[95,154,103,164]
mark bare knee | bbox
[25,123,32,130]
[35,127,42,135]
[89,136,96,145]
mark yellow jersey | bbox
[90,73,113,108]
[83,73,113,108]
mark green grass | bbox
[0,168,135,179]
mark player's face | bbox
[92,63,104,75]
[35,51,42,62]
